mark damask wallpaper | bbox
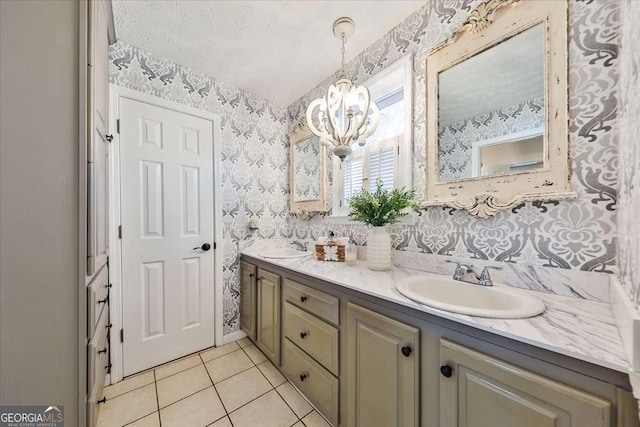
[109,41,291,333]
[438,97,545,181]
[288,0,620,274]
[617,0,640,310]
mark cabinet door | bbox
[346,303,419,427]
[257,269,281,364]
[240,261,257,341]
[440,340,612,427]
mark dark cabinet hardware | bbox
[106,323,112,329]
[98,347,107,355]
[97,297,108,304]
[249,273,254,278]
[300,295,308,303]
[440,365,453,378]
[300,374,307,382]
[97,397,107,404]
[300,332,308,339]
[193,243,211,251]
[401,346,412,357]
[106,134,113,142]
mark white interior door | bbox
[120,97,215,375]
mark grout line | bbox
[225,387,274,417]
[120,408,158,426]
[205,415,231,427]
[156,383,213,410]
[201,353,235,427]
[153,370,162,426]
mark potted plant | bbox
[348,179,421,270]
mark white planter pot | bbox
[367,226,392,271]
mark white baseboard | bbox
[223,330,247,345]
[610,275,640,371]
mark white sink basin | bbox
[396,275,545,319]
[259,248,311,259]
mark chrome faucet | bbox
[445,260,502,286]
[291,240,308,251]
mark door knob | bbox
[193,243,211,251]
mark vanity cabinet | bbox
[240,261,257,341]
[346,303,420,427]
[440,340,613,427]
[256,268,281,364]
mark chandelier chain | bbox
[340,33,346,76]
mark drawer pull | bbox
[300,373,308,382]
[97,397,107,405]
[401,346,412,357]
[249,273,254,278]
[106,323,113,330]
[97,297,108,304]
[440,365,453,378]
[98,347,107,355]
[300,331,308,339]
[300,295,308,303]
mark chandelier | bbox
[306,17,380,161]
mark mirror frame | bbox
[289,126,328,218]
[424,0,576,218]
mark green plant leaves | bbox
[347,178,421,226]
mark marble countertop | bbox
[241,244,629,373]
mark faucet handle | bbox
[479,265,502,286]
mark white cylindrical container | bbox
[367,226,392,271]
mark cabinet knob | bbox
[97,397,107,405]
[300,295,308,303]
[401,346,412,357]
[300,331,308,339]
[249,273,254,278]
[440,365,453,378]
[300,373,307,382]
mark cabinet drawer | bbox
[282,339,338,426]
[87,266,109,338]
[284,279,339,325]
[88,307,109,396]
[284,302,339,375]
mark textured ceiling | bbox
[112,0,425,107]
[439,23,545,126]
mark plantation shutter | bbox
[343,156,363,204]
[368,143,396,192]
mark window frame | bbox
[331,54,413,222]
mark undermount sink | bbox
[259,248,311,259]
[396,275,545,319]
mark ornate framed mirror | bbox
[289,126,328,217]
[424,0,576,218]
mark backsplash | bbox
[109,42,290,333]
[617,0,640,310]
[287,0,620,273]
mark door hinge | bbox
[214,242,217,250]
[118,225,122,239]
[120,329,124,343]
[339,200,342,207]
[116,119,120,134]
[397,146,400,155]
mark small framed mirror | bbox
[424,0,576,218]
[290,126,328,216]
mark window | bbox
[333,55,413,218]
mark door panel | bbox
[240,262,257,341]
[440,340,612,427]
[120,98,215,375]
[257,269,280,364]
[346,303,419,427]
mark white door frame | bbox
[108,85,224,383]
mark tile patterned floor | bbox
[98,338,331,427]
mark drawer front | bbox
[87,266,109,338]
[282,339,339,425]
[283,279,339,325]
[284,302,339,375]
[88,307,110,396]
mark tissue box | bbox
[315,243,345,262]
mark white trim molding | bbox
[108,85,224,383]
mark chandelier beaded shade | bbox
[306,17,380,161]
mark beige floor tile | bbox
[243,344,268,364]
[257,360,286,387]
[215,367,272,412]
[156,364,212,408]
[200,342,240,362]
[103,371,155,400]
[155,354,202,380]
[229,390,297,427]
[160,387,226,427]
[236,337,252,348]
[204,349,253,383]
[302,411,331,427]
[208,416,232,427]
[276,382,312,418]
[97,384,157,427]
[126,412,160,427]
